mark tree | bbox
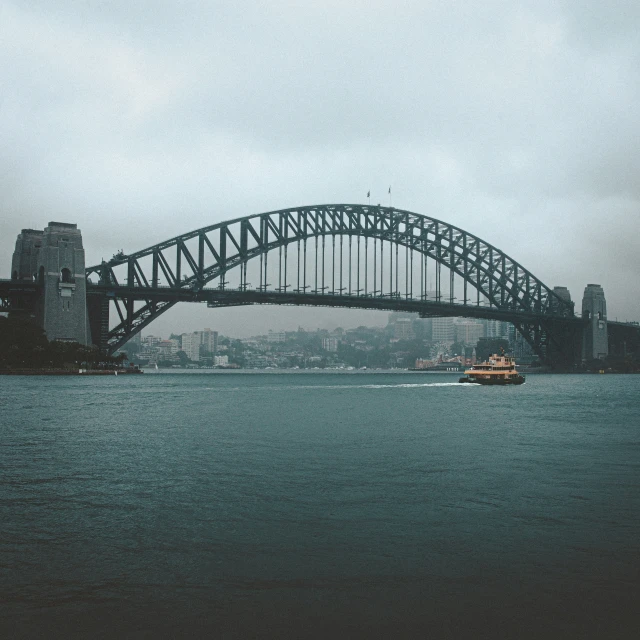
[0,314,128,370]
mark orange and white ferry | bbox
[459,352,525,385]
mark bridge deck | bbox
[85,283,585,326]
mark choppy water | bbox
[1,372,639,638]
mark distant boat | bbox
[459,353,525,386]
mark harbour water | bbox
[1,372,639,638]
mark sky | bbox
[1,0,639,337]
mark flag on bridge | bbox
[367,190,370,198]
[388,186,391,194]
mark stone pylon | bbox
[11,229,43,281]
[33,222,90,345]
[582,284,608,361]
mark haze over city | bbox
[4,4,640,639]
[2,0,639,337]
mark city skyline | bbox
[127,314,517,370]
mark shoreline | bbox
[0,368,143,376]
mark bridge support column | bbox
[582,284,608,361]
[11,229,43,281]
[88,295,110,352]
[36,222,90,345]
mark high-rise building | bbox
[200,328,218,355]
[394,318,414,340]
[416,317,432,341]
[431,317,455,343]
[454,320,484,345]
[485,320,509,339]
[181,333,200,362]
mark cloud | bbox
[1,0,638,333]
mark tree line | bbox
[0,315,126,370]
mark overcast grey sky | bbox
[2,0,638,336]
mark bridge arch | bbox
[85,204,575,357]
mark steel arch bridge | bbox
[85,204,581,365]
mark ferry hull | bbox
[459,375,525,385]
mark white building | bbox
[322,337,339,352]
[181,332,200,362]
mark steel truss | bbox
[85,204,577,363]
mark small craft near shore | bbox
[459,352,525,386]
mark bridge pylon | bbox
[581,284,608,361]
[11,222,91,345]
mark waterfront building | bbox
[157,339,179,360]
[142,335,162,348]
[200,328,218,355]
[181,332,200,362]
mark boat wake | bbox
[342,382,474,389]
[197,382,477,392]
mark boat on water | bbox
[459,352,525,385]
